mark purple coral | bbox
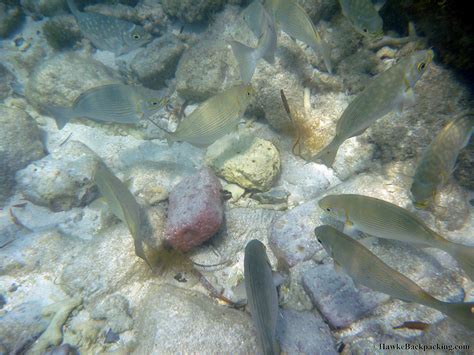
[164,168,224,252]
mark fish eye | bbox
[152,101,158,106]
[133,34,141,39]
[417,62,426,71]
[317,238,322,243]
[326,208,331,212]
[363,28,368,33]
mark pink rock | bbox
[164,168,223,252]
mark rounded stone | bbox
[25,52,119,109]
[15,140,101,212]
[0,105,45,205]
[205,133,281,192]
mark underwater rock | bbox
[21,0,67,18]
[250,33,318,132]
[91,293,133,333]
[277,308,337,354]
[125,161,196,206]
[135,283,258,353]
[161,0,241,23]
[175,6,242,101]
[0,3,23,38]
[0,105,45,206]
[164,168,223,252]
[43,344,79,355]
[337,47,381,94]
[430,183,470,232]
[0,64,16,101]
[278,151,337,205]
[42,15,82,50]
[176,37,239,101]
[252,187,289,205]
[205,134,280,192]
[130,34,186,89]
[29,296,82,354]
[0,229,83,275]
[0,301,48,354]
[25,52,119,109]
[369,64,471,164]
[269,199,323,267]
[15,140,100,212]
[302,263,390,328]
[60,223,151,300]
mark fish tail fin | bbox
[230,40,258,84]
[44,105,74,130]
[311,138,340,167]
[441,240,474,281]
[66,0,80,17]
[436,301,474,329]
[310,29,333,74]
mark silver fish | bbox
[313,49,433,167]
[411,112,474,209]
[339,0,384,39]
[316,225,474,330]
[166,84,255,147]
[244,239,280,355]
[319,194,474,280]
[231,2,277,83]
[94,162,150,267]
[45,83,168,130]
[265,0,333,73]
[66,0,151,55]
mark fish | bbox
[45,83,168,130]
[315,225,474,330]
[393,321,431,331]
[66,0,151,55]
[265,0,333,74]
[318,194,474,280]
[411,112,474,209]
[312,49,433,167]
[230,2,277,83]
[94,163,150,267]
[338,0,384,39]
[241,0,266,38]
[244,239,280,355]
[165,84,255,147]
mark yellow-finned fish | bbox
[411,112,474,209]
[265,0,333,74]
[315,225,474,330]
[67,0,151,55]
[319,194,474,280]
[312,50,433,167]
[231,1,277,83]
[45,83,168,130]
[94,163,151,267]
[166,84,255,147]
[244,239,280,355]
[338,0,384,39]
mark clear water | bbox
[0,0,473,354]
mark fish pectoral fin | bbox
[403,87,416,108]
[343,222,359,238]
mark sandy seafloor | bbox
[0,0,473,354]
